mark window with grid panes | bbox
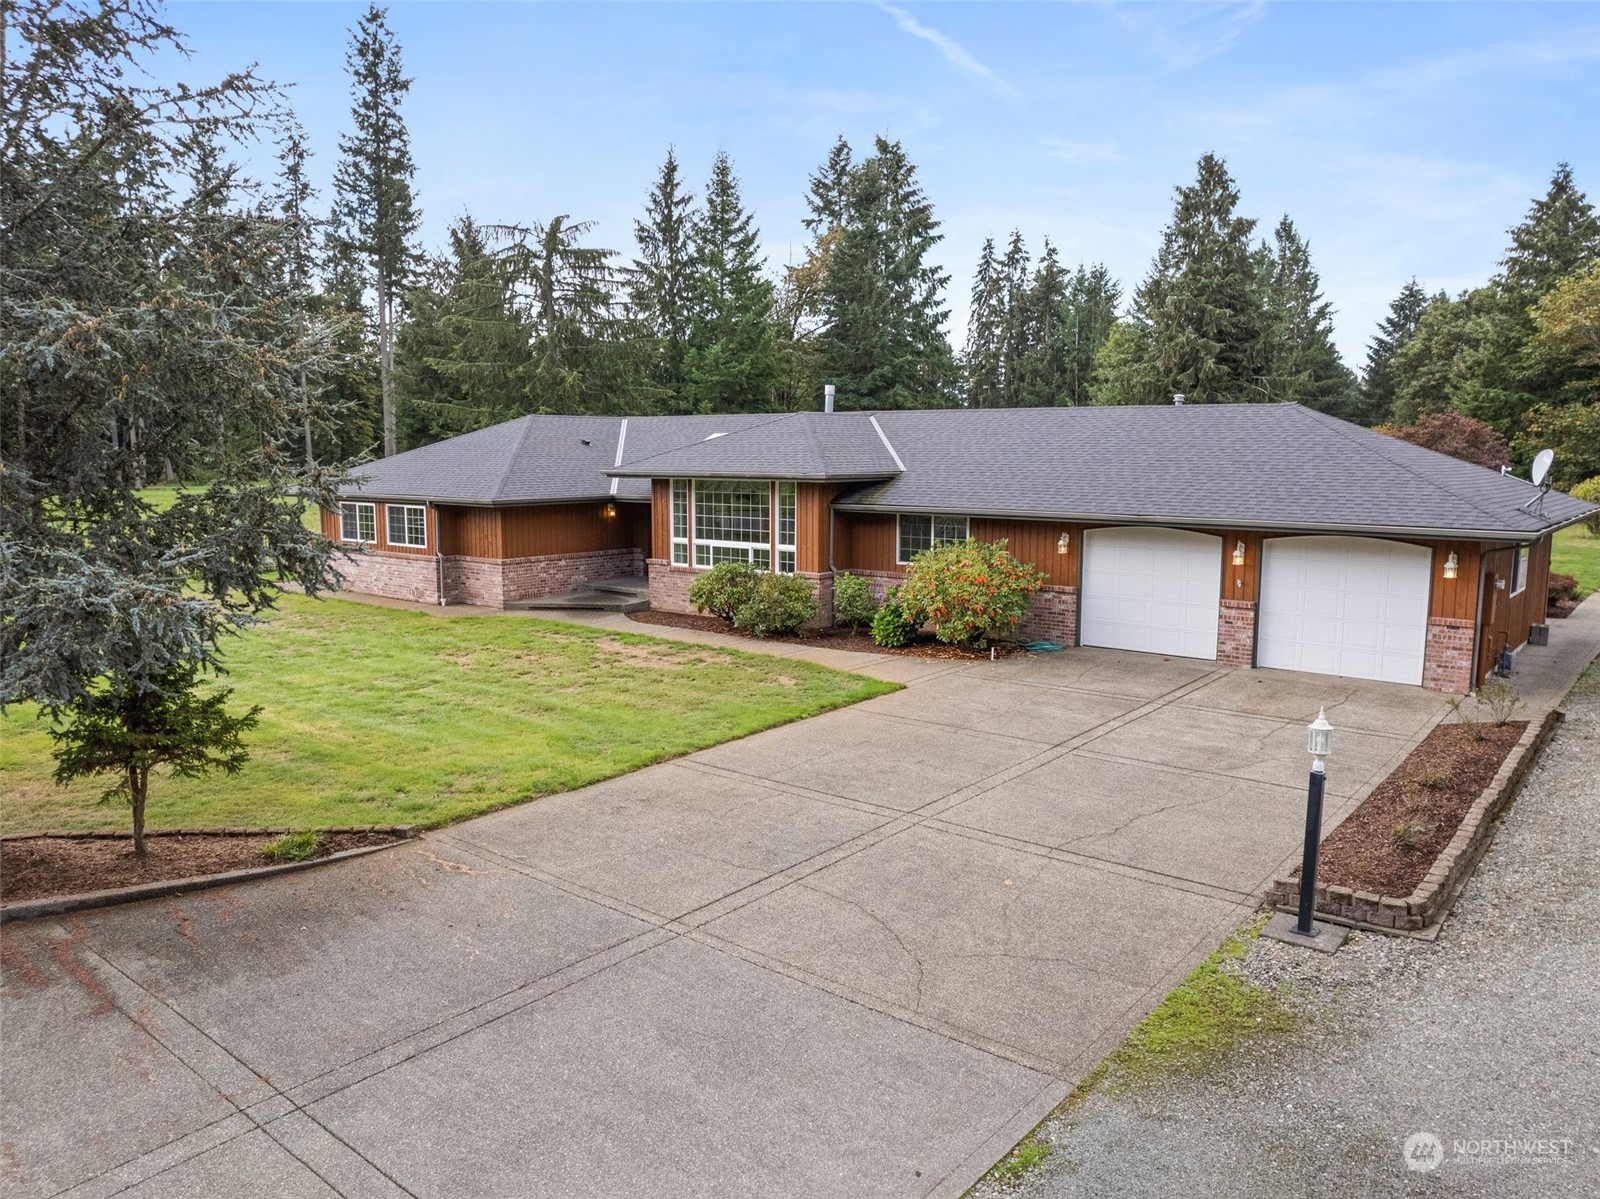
[897,513,968,564]
[386,504,428,547]
[340,502,376,543]
[693,480,772,569]
[671,480,690,565]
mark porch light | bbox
[602,502,618,519]
[1056,531,1070,554]
[1232,539,1246,566]
[1443,551,1459,579]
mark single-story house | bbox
[327,403,1594,693]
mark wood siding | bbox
[438,506,501,558]
[796,483,838,574]
[651,478,673,561]
[1477,535,1551,683]
[322,501,437,557]
[499,501,645,558]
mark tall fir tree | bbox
[1062,263,1121,406]
[683,152,781,413]
[1497,163,1600,302]
[630,149,698,413]
[964,237,1004,407]
[1017,241,1072,407]
[1259,216,1356,414]
[998,230,1032,407]
[1129,152,1264,404]
[395,216,535,445]
[1359,279,1430,424]
[802,136,855,239]
[274,122,323,464]
[820,137,957,408]
[329,3,421,458]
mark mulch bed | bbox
[1547,600,1579,620]
[0,830,403,905]
[1304,720,1526,899]
[626,609,1024,660]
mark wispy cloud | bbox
[1108,1,1266,72]
[875,3,1021,101]
[1040,138,1124,164]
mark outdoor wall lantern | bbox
[602,501,618,519]
[1443,551,1459,579]
[1294,707,1335,938]
[1057,531,1071,554]
[1232,539,1246,566]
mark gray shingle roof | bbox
[836,405,1590,539]
[340,403,1593,539]
[606,412,903,480]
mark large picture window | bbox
[386,504,428,548]
[694,480,771,569]
[671,480,689,565]
[897,513,968,564]
[339,501,376,544]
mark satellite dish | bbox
[1531,449,1554,488]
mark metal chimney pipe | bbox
[824,384,836,414]
[1172,393,1186,406]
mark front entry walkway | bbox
[3,645,1454,1199]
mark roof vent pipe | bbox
[1172,393,1186,406]
[824,384,836,414]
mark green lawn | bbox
[1552,524,1600,597]
[0,595,896,834]
[138,482,323,532]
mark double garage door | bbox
[1080,528,1431,685]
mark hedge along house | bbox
[331,403,1593,694]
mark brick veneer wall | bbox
[1016,585,1079,646]
[339,547,643,608]
[647,560,832,629]
[1217,598,1257,667]
[446,547,644,607]
[335,550,441,604]
[1423,615,1474,694]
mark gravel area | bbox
[973,665,1600,1199]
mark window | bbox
[777,482,797,574]
[694,480,771,569]
[339,502,376,544]
[897,513,969,564]
[1511,544,1529,596]
[386,504,428,548]
[671,480,689,565]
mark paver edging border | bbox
[0,825,418,924]
[1263,707,1563,935]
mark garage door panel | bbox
[1259,537,1430,685]
[1082,528,1221,660]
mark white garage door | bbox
[1258,536,1431,685]
[1081,527,1222,660]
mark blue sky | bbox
[163,1,1600,365]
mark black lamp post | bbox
[1295,707,1335,938]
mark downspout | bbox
[430,502,445,606]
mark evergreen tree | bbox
[802,136,855,238]
[1018,241,1073,407]
[395,216,535,445]
[1260,216,1356,414]
[1,0,349,843]
[1132,153,1264,404]
[1498,163,1600,301]
[820,137,957,408]
[964,238,1004,408]
[630,149,698,412]
[683,152,781,413]
[329,3,421,457]
[998,230,1032,407]
[1062,263,1121,406]
[1359,279,1430,424]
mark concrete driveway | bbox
[1,648,1448,1199]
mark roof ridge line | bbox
[490,414,542,504]
[868,414,906,472]
[608,412,794,473]
[610,418,628,497]
[1293,406,1531,531]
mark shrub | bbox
[1409,764,1451,790]
[896,537,1046,646]
[731,573,817,637]
[871,590,917,648]
[687,560,759,622]
[1392,817,1433,851]
[263,830,320,863]
[1571,476,1600,536]
[1477,678,1524,725]
[1549,572,1579,605]
[832,572,879,631]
